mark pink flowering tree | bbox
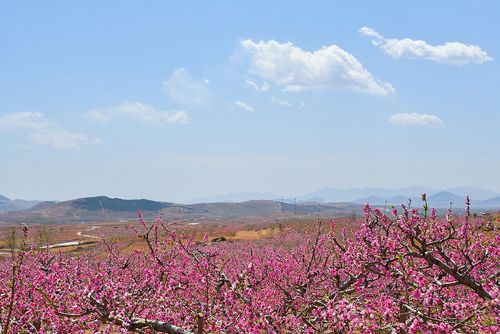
[0,196,498,333]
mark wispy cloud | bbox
[15,144,32,150]
[162,68,209,105]
[388,113,444,126]
[246,79,270,92]
[272,96,292,107]
[30,129,102,149]
[86,102,188,125]
[359,27,492,65]
[235,100,255,112]
[240,39,394,95]
[0,111,48,129]
[0,111,100,148]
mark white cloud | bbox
[30,129,99,149]
[240,39,394,95]
[0,111,48,129]
[0,111,99,149]
[162,68,209,105]
[246,79,270,92]
[388,113,444,126]
[359,27,492,65]
[86,102,189,125]
[272,96,292,107]
[235,100,255,112]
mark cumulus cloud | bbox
[240,39,394,95]
[359,27,492,65]
[235,100,255,112]
[0,111,99,148]
[86,102,188,125]
[162,68,209,105]
[388,113,444,126]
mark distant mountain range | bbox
[0,195,43,213]
[188,192,280,203]
[297,187,500,203]
[189,187,500,207]
[352,191,500,208]
[1,187,499,224]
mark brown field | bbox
[1,211,498,257]
[0,216,326,256]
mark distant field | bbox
[2,210,498,258]
[0,215,342,256]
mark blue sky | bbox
[1,1,499,202]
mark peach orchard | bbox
[0,196,498,333]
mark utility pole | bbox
[100,199,105,220]
[317,203,321,223]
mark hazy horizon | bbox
[2,185,499,204]
[2,1,499,202]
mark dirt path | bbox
[47,225,101,248]
[75,225,101,239]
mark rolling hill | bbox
[0,196,360,224]
[1,188,499,225]
[0,196,179,224]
